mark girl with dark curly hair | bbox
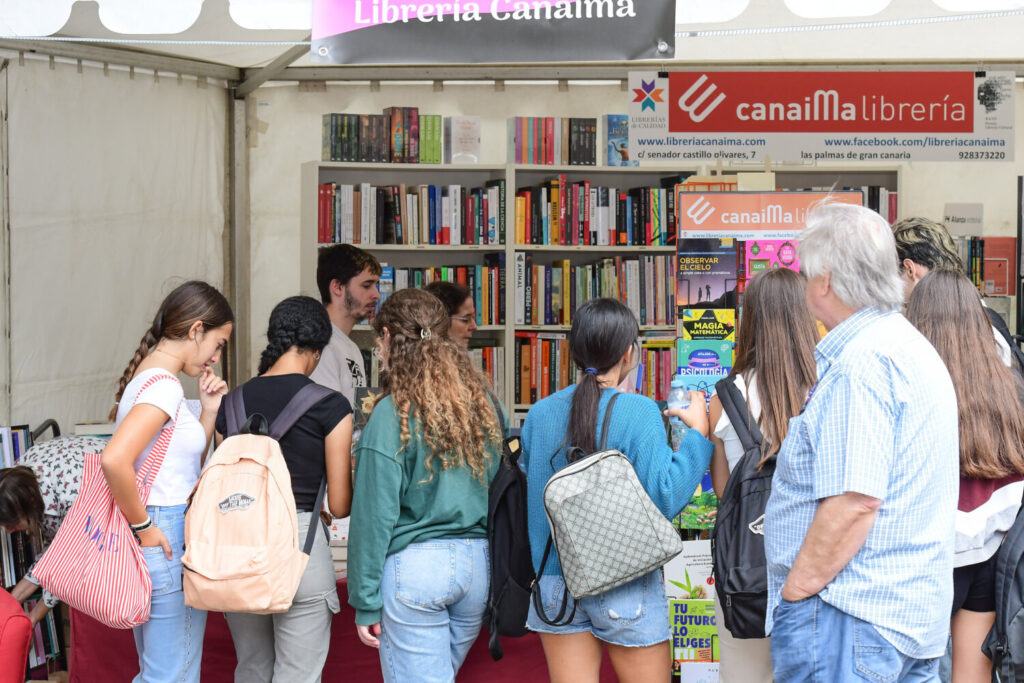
[348,288,506,683]
[215,295,353,683]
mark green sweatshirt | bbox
[347,395,503,625]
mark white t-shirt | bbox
[713,373,763,473]
[310,322,366,408]
[116,368,207,506]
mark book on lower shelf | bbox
[317,179,505,246]
[513,253,675,327]
[375,258,505,327]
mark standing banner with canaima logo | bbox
[311,1,674,64]
[629,71,1014,163]
[677,191,863,240]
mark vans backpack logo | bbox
[748,514,765,536]
[218,493,255,514]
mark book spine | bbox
[408,107,419,163]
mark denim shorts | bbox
[525,568,670,647]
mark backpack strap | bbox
[224,387,247,438]
[303,475,328,555]
[488,392,508,439]
[598,392,619,452]
[269,384,335,441]
[715,376,763,453]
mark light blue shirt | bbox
[764,307,959,659]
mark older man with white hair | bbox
[764,202,959,682]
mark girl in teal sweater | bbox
[522,298,712,683]
[348,288,506,683]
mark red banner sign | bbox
[668,71,975,134]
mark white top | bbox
[712,373,762,473]
[116,367,207,506]
[310,322,366,407]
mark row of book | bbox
[514,178,685,246]
[0,425,31,467]
[317,180,506,246]
[360,340,505,400]
[954,236,987,289]
[513,253,676,327]
[511,333,679,406]
[321,110,481,165]
[508,116,599,166]
[1,529,62,669]
[377,259,506,327]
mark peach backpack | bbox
[182,383,331,614]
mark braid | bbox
[109,326,159,421]
[258,328,297,375]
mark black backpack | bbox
[484,399,534,661]
[710,375,773,639]
[983,489,1024,682]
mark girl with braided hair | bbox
[100,280,233,683]
[348,288,507,683]
[215,295,353,683]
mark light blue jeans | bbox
[133,504,207,683]
[770,595,940,682]
[378,539,489,683]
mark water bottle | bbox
[666,371,690,451]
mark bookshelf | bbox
[300,160,901,419]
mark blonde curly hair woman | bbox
[347,288,506,683]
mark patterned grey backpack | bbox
[531,392,684,626]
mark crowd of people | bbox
[0,201,1020,682]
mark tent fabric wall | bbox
[5,57,227,432]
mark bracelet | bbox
[129,516,153,533]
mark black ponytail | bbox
[258,296,332,375]
[565,298,639,455]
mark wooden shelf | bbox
[320,162,506,172]
[322,243,505,251]
[515,244,675,253]
[517,325,674,332]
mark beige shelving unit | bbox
[300,160,901,413]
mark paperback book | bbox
[676,239,739,308]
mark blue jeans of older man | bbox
[770,595,940,682]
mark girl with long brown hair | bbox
[100,280,233,683]
[905,268,1024,683]
[347,288,506,683]
[707,267,819,683]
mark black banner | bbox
[311,0,674,64]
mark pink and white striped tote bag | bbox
[33,373,178,629]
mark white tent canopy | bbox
[2,0,1024,433]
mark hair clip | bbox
[420,328,432,340]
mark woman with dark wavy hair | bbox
[348,288,506,683]
[215,295,353,683]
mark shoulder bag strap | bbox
[269,383,335,441]
[133,373,181,492]
[487,392,508,438]
[224,387,246,437]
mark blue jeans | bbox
[525,569,670,647]
[378,539,489,683]
[770,595,940,682]
[132,504,207,683]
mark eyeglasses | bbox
[451,316,475,324]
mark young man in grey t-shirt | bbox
[310,244,381,408]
